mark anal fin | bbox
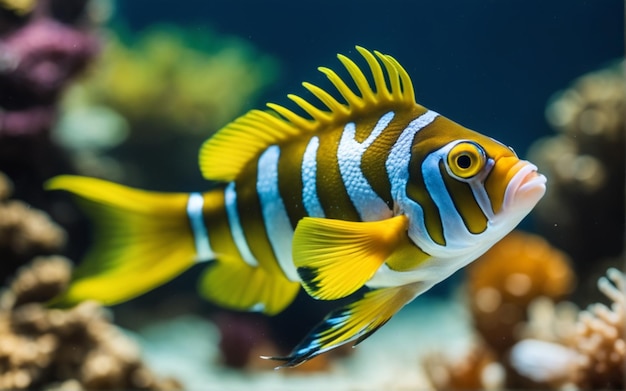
[293,215,408,300]
[198,258,300,316]
[264,282,424,368]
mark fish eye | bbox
[447,141,486,179]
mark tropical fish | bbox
[46,46,547,367]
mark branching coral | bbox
[574,267,625,389]
[508,267,626,390]
[0,256,182,390]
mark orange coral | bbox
[466,230,575,355]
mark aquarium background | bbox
[0,0,624,389]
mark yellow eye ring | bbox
[447,142,486,179]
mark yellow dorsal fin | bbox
[292,215,409,300]
[199,46,417,181]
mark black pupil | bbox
[457,154,472,169]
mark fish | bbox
[45,46,547,367]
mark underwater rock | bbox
[0,257,182,390]
[466,230,575,356]
[527,61,625,296]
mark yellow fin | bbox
[198,46,416,181]
[264,282,425,367]
[293,215,409,300]
[45,175,198,307]
[198,258,300,316]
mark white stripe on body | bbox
[224,182,258,267]
[301,136,325,218]
[337,111,395,221]
[422,142,477,249]
[186,192,214,262]
[385,110,443,256]
[257,145,299,281]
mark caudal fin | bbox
[46,175,200,307]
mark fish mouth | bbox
[503,162,547,210]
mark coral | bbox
[0,0,100,246]
[423,344,504,390]
[0,257,182,390]
[0,0,99,138]
[53,24,278,185]
[527,61,625,288]
[574,267,625,389]
[508,267,626,390]
[466,230,575,356]
[62,26,277,135]
[0,171,66,273]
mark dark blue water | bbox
[116,0,623,155]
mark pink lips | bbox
[518,168,547,194]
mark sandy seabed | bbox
[134,297,471,390]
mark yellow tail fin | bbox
[46,175,199,307]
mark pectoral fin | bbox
[293,215,409,300]
[263,282,424,368]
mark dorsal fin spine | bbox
[266,103,314,130]
[301,82,348,115]
[357,47,392,103]
[385,54,415,103]
[288,94,333,123]
[199,47,417,182]
[376,53,402,100]
[318,66,366,110]
[338,54,374,103]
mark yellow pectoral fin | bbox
[264,282,424,368]
[198,258,300,316]
[293,215,409,300]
